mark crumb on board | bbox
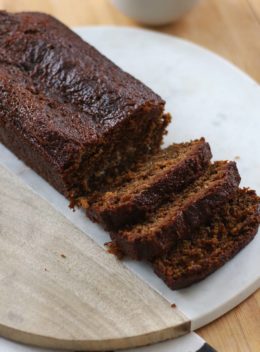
[61,253,66,258]
[44,268,48,272]
[235,156,240,160]
[105,241,124,259]
[171,303,177,308]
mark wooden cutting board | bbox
[0,165,190,351]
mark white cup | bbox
[111,0,199,26]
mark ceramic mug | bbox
[111,0,199,26]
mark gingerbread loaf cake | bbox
[110,161,241,260]
[87,138,212,230]
[1,11,258,291]
[153,188,260,290]
[0,11,169,200]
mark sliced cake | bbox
[86,138,212,230]
[110,161,241,260]
[153,188,260,290]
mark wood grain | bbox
[198,289,260,352]
[0,1,259,350]
[0,165,190,350]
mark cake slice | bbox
[86,138,212,230]
[153,188,260,290]
[0,11,168,200]
[110,161,241,260]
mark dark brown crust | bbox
[87,139,212,230]
[111,162,241,260]
[153,189,260,290]
[0,11,166,198]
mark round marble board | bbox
[0,26,259,351]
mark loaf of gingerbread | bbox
[0,11,169,200]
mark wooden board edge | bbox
[0,319,191,351]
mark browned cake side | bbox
[110,161,241,260]
[0,11,168,200]
[153,188,260,290]
[86,138,212,230]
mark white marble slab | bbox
[0,26,259,351]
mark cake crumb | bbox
[44,268,48,272]
[105,241,124,259]
[171,303,177,308]
[61,253,66,259]
[235,156,240,160]
[77,197,89,209]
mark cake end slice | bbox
[153,188,260,290]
